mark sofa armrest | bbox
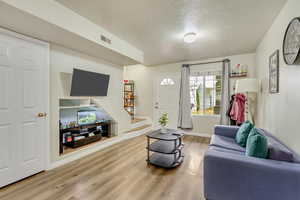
[214,125,239,138]
[204,149,300,200]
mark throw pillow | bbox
[235,121,254,147]
[246,128,268,158]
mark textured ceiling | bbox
[56,0,286,65]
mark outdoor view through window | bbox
[190,72,222,115]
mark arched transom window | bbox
[160,78,175,86]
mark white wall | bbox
[124,65,154,117]
[124,53,256,135]
[256,0,300,154]
[50,45,131,162]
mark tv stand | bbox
[59,121,112,154]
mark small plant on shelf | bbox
[159,113,168,133]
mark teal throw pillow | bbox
[235,121,254,147]
[246,128,268,159]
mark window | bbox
[190,72,222,115]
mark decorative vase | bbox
[160,126,168,134]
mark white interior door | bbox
[0,30,49,187]
[153,74,180,129]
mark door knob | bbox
[37,112,47,118]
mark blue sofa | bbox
[204,125,300,200]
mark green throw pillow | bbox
[246,128,268,159]
[235,121,254,147]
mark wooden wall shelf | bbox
[124,81,135,119]
[229,74,247,78]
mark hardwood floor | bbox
[0,135,210,200]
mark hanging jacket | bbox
[230,93,246,125]
[227,95,236,125]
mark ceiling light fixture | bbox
[183,32,197,43]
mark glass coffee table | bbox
[146,129,184,168]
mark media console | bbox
[59,121,112,155]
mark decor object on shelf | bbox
[123,80,135,119]
[159,113,168,134]
[230,64,248,78]
[235,78,259,124]
[269,50,279,93]
[283,17,300,65]
[146,129,184,168]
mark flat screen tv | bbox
[70,68,110,96]
[77,110,97,125]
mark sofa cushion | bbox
[210,134,246,153]
[268,143,294,162]
[246,128,268,159]
[209,145,245,155]
[235,121,254,147]
[257,128,299,163]
[214,125,240,138]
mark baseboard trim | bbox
[48,126,153,170]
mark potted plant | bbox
[159,113,168,134]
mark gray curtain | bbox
[220,59,231,125]
[178,64,193,129]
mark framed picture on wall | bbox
[269,50,279,93]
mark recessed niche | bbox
[59,98,115,155]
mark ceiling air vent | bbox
[101,35,111,44]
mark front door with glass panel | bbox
[153,74,180,129]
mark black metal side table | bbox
[146,129,184,168]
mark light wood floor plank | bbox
[0,135,210,200]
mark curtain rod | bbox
[184,59,230,67]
